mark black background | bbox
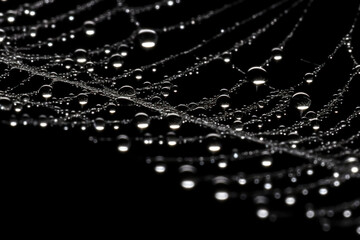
[1,0,360,238]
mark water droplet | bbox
[109,54,123,69]
[261,156,273,168]
[167,132,178,146]
[135,112,150,129]
[257,208,269,219]
[39,115,48,128]
[305,111,317,121]
[181,180,195,189]
[206,133,222,153]
[84,21,96,36]
[77,93,88,106]
[137,29,158,49]
[154,163,166,173]
[94,117,105,131]
[117,135,130,152]
[271,48,283,61]
[285,196,296,205]
[133,68,143,80]
[216,94,231,109]
[232,120,243,131]
[108,103,117,114]
[179,165,197,190]
[292,92,311,111]
[319,187,328,195]
[118,44,130,57]
[304,73,314,84]
[247,67,268,86]
[29,27,37,38]
[39,85,53,100]
[0,97,12,111]
[118,85,135,96]
[213,190,229,201]
[222,52,231,63]
[63,58,74,70]
[0,29,6,43]
[167,113,182,130]
[74,49,88,64]
[6,10,16,23]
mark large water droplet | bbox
[247,66,268,86]
[135,112,150,129]
[0,97,12,111]
[206,133,222,153]
[78,93,88,106]
[292,92,311,111]
[117,135,130,152]
[94,117,105,131]
[0,29,6,43]
[39,85,53,100]
[118,85,135,96]
[29,27,37,38]
[216,94,231,109]
[137,29,158,49]
[109,54,123,69]
[84,21,96,36]
[167,113,182,130]
[271,48,283,62]
[74,49,88,64]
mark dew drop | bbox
[261,156,273,168]
[6,10,16,23]
[292,92,311,111]
[109,54,124,69]
[134,68,143,80]
[39,85,53,100]
[29,27,37,38]
[181,180,195,189]
[118,44,130,57]
[257,208,269,219]
[119,85,136,96]
[0,97,12,111]
[247,66,268,86]
[137,29,158,49]
[232,120,244,132]
[271,47,283,62]
[84,21,96,36]
[135,112,150,129]
[63,58,74,70]
[155,163,167,173]
[94,117,105,131]
[167,113,182,130]
[215,191,229,201]
[77,93,88,106]
[0,29,6,43]
[117,135,130,153]
[206,133,222,153]
[222,52,232,63]
[108,103,117,114]
[74,49,88,64]
[216,94,231,109]
[285,196,296,205]
[304,73,314,84]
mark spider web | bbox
[0,0,360,236]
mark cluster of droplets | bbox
[0,0,360,236]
